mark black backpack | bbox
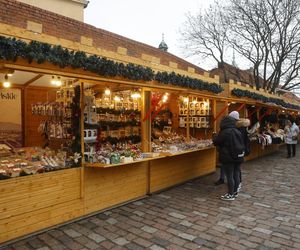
[229,128,245,161]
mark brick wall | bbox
[0,0,206,75]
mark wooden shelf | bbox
[84,146,215,168]
[159,146,214,156]
[84,155,166,168]
[179,115,212,117]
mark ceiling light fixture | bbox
[104,88,111,96]
[3,75,11,88]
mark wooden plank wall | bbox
[0,168,83,243]
[216,101,228,132]
[24,87,57,147]
[84,162,148,214]
[149,148,216,193]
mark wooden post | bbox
[80,82,85,199]
[141,88,151,152]
[212,99,217,132]
[186,96,190,142]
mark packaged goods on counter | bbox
[0,147,80,180]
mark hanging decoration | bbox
[231,88,300,110]
[0,36,223,94]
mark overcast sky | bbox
[84,0,215,70]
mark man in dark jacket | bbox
[213,115,245,201]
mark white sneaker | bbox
[237,183,242,192]
[220,193,235,201]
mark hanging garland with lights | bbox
[231,88,300,110]
[0,36,223,94]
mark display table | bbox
[0,147,216,244]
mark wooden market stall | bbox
[0,1,221,244]
[219,81,300,161]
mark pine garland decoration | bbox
[231,88,300,110]
[0,36,223,94]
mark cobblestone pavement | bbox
[2,146,300,250]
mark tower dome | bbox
[158,34,168,52]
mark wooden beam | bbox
[23,74,44,87]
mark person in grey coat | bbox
[284,120,299,158]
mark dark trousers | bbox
[220,164,242,183]
[223,163,241,195]
[287,144,296,157]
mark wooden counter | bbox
[149,147,216,193]
[0,147,216,244]
[245,141,282,161]
[0,168,83,244]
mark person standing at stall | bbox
[284,119,299,158]
[214,111,250,193]
[213,113,245,201]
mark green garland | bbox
[231,88,300,110]
[0,36,223,94]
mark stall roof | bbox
[0,0,211,80]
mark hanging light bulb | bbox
[114,96,121,102]
[183,97,189,103]
[131,91,141,99]
[56,76,62,86]
[104,88,111,96]
[162,93,168,103]
[51,75,56,85]
[3,75,11,88]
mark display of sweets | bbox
[152,137,213,154]
[86,142,142,164]
[0,147,79,180]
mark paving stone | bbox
[133,210,145,217]
[112,237,129,246]
[253,227,273,235]
[192,211,208,217]
[132,201,144,206]
[169,212,186,219]
[64,228,82,238]
[157,194,171,199]
[217,221,236,230]
[150,244,166,250]
[106,218,118,225]
[141,225,158,234]
[219,207,231,212]
[125,243,144,250]
[275,216,290,222]
[133,238,153,248]
[179,220,193,227]
[239,215,256,222]
[150,237,171,247]
[178,233,197,241]
[263,240,281,248]
[87,232,105,243]
[253,202,271,208]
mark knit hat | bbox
[229,111,240,120]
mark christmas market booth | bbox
[0,1,223,243]
[219,81,300,161]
